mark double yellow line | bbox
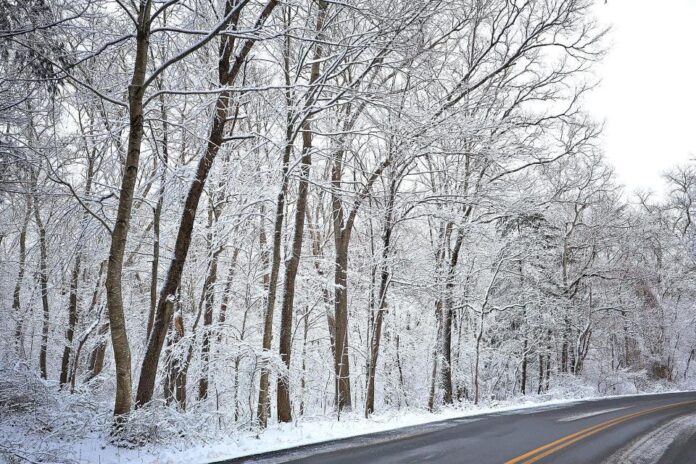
[504,399,696,464]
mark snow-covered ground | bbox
[2,384,691,464]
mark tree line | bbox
[2,0,695,437]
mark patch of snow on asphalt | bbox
[557,406,631,422]
[606,412,696,464]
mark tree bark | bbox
[60,253,81,385]
[199,205,223,401]
[441,228,464,405]
[275,132,312,423]
[258,8,294,426]
[365,180,396,417]
[70,259,106,388]
[12,196,30,355]
[104,0,153,418]
[276,0,328,424]
[60,157,95,386]
[217,247,240,333]
[135,0,280,407]
[148,94,168,340]
[33,193,50,380]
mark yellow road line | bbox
[504,400,696,464]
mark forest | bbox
[1,0,695,461]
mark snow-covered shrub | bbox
[111,401,222,448]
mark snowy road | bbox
[217,391,696,463]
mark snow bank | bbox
[2,361,693,464]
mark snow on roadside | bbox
[73,390,685,464]
[159,398,583,464]
[2,383,694,464]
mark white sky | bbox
[586,0,696,196]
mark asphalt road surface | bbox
[217,391,696,464]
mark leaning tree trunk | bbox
[135,0,280,407]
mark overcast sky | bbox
[586,0,696,196]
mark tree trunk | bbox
[365,181,395,417]
[33,194,50,380]
[12,196,30,355]
[135,0,279,409]
[148,96,168,339]
[163,307,186,408]
[333,237,352,412]
[61,157,96,386]
[474,319,483,405]
[104,0,153,418]
[199,205,223,401]
[255,24,295,422]
[87,321,109,380]
[441,228,464,405]
[256,205,272,423]
[137,88,228,409]
[274,0,327,424]
[217,247,240,334]
[69,259,106,389]
[428,298,442,411]
[60,253,81,385]
[276,134,312,423]
[521,338,528,395]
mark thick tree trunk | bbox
[441,229,464,405]
[135,113,226,405]
[104,0,153,418]
[259,27,294,427]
